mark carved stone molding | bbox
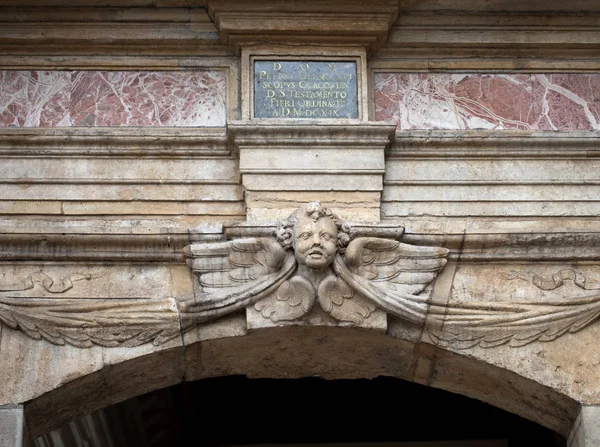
[0,7,230,56]
[1,202,600,356]
[230,122,396,222]
[207,0,399,53]
[384,130,600,221]
[182,202,446,332]
[183,202,600,349]
[389,130,600,158]
[373,9,600,70]
[0,127,230,157]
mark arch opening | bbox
[22,326,579,441]
[34,376,568,447]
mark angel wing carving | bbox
[254,276,315,322]
[181,238,296,323]
[317,275,376,325]
[0,296,180,348]
[334,237,449,324]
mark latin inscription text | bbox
[254,61,358,119]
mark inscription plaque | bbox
[254,61,358,119]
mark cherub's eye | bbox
[300,232,311,239]
[321,233,333,241]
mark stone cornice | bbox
[373,11,600,69]
[207,0,399,53]
[0,127,230,158]
[0,6,231,56]
[1,227,599,263]
[230,122,397,149]
[390,131,600,158]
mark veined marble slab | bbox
[375,73,600,131]
[0,70,226,127]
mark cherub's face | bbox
[293,215,338,269]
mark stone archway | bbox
[19,326,578,440]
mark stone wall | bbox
[1,1,600,446]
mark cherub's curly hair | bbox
[276,201,352,253]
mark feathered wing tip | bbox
[0,297,181,348]
[317,275,376,325]
[182,237,297,323]
[335,237,449,325]
[426,295,600,349]
[255,275,316,323]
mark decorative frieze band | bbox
[3,203,600,352]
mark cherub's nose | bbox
[311,233,322,245]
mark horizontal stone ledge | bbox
[404,232,600,261]
[0,233,194,262]
[389,130,600,157]
[0,1,209,8]
[387,29,600,47]
[0,219,223,235]
[393,12,600,28]
[0,7,215,23]
[0,127,230,157]
[229,122,397,146]
[369,57,600,71]
[1,225,600,262]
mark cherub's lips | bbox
[308,249,323,258]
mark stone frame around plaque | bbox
[240,46,369,122]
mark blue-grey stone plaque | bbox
[254,61,358,119]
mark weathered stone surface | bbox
[0,7,229,56]
[208,0,399,53]
[232,123,394,221]
[425,346,580,436]
[182,202,446,331]
[568,406,600,447]
[186,326,416,381]
[24,347,185,439]
[0,127,244,222]
[0,405,24,447]
[1,2,600,443]
[384,131,600,220]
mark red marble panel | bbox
[70,71,226,127]
[0,71,70,127]
[0,70,226,127]
[374,73,600,131]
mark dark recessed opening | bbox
[37,376,567,447]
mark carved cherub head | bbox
[277,202,351,269]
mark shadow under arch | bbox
[23,325,580,440]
